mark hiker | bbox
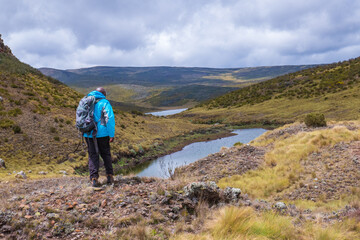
[83,87,115,187]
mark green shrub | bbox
[50,126,57,133]
[12,125,22,134]
[8,108,22,117]
[304,113,327,127]
[234,142,243,147]
[0,118,14,128]
[54,136,60,141]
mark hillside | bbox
[39,65,316,108]
[179,57,360,124]
[1,122,359,239]
[0,36,218,179]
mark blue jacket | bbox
[83,91,115,138]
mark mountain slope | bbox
[179,57,360,124]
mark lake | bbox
[146,108,188,116]
[135,128,267,178]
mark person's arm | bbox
[104,101,115,142]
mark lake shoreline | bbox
[113,127,235,175]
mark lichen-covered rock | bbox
[183,181,221,205]
[15,171,27,179]
[0,211,14,227]
[223,187,242,202]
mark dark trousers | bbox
[85,137,114,180]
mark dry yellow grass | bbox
[218,123,360,198]
[173,206,360,240]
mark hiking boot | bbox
[107,174,114,185]
[91,178,100,187]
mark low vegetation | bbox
[304,113,327,127]
[174,206,360,240]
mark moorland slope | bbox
[179,57,360,125]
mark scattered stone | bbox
[38,171,47,175]
[101,199,107,208]
[59,170,68,175]
[1,225,12,234]
[47,213,60,220]
[15,171,27,179]
[28,170,32,173]
[0,158,5,169]
[274,202,287,210]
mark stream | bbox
[133,128,267,178]
[146,108,188,116]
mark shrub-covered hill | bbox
[0,36,210,178]
[0,36,83,174]
[180,57,360,124]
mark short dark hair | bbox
[96,87,107,96]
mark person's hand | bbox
[109,137,114,143]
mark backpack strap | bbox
[92,124,99,155]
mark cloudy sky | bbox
[1,0,360,69]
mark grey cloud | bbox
[0,0,360,69]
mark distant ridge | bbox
[39,64,317,108]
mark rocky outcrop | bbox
[0,158,5,169]
[0,34,13,56]
[183,181,242,205]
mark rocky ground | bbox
[1,122,360,239]
[174,144,266,182]
[0,175,246,239]
[281,141,360,201]
[1,175,358,240]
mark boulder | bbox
[0,158,5,169]
[183,181,221,205]
[274,202,287,210]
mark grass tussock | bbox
[173,206,360,240]
[218,124,360,198]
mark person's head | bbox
[96,87,107,96]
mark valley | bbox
[39,64,316,110]
[1,35,360,239]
